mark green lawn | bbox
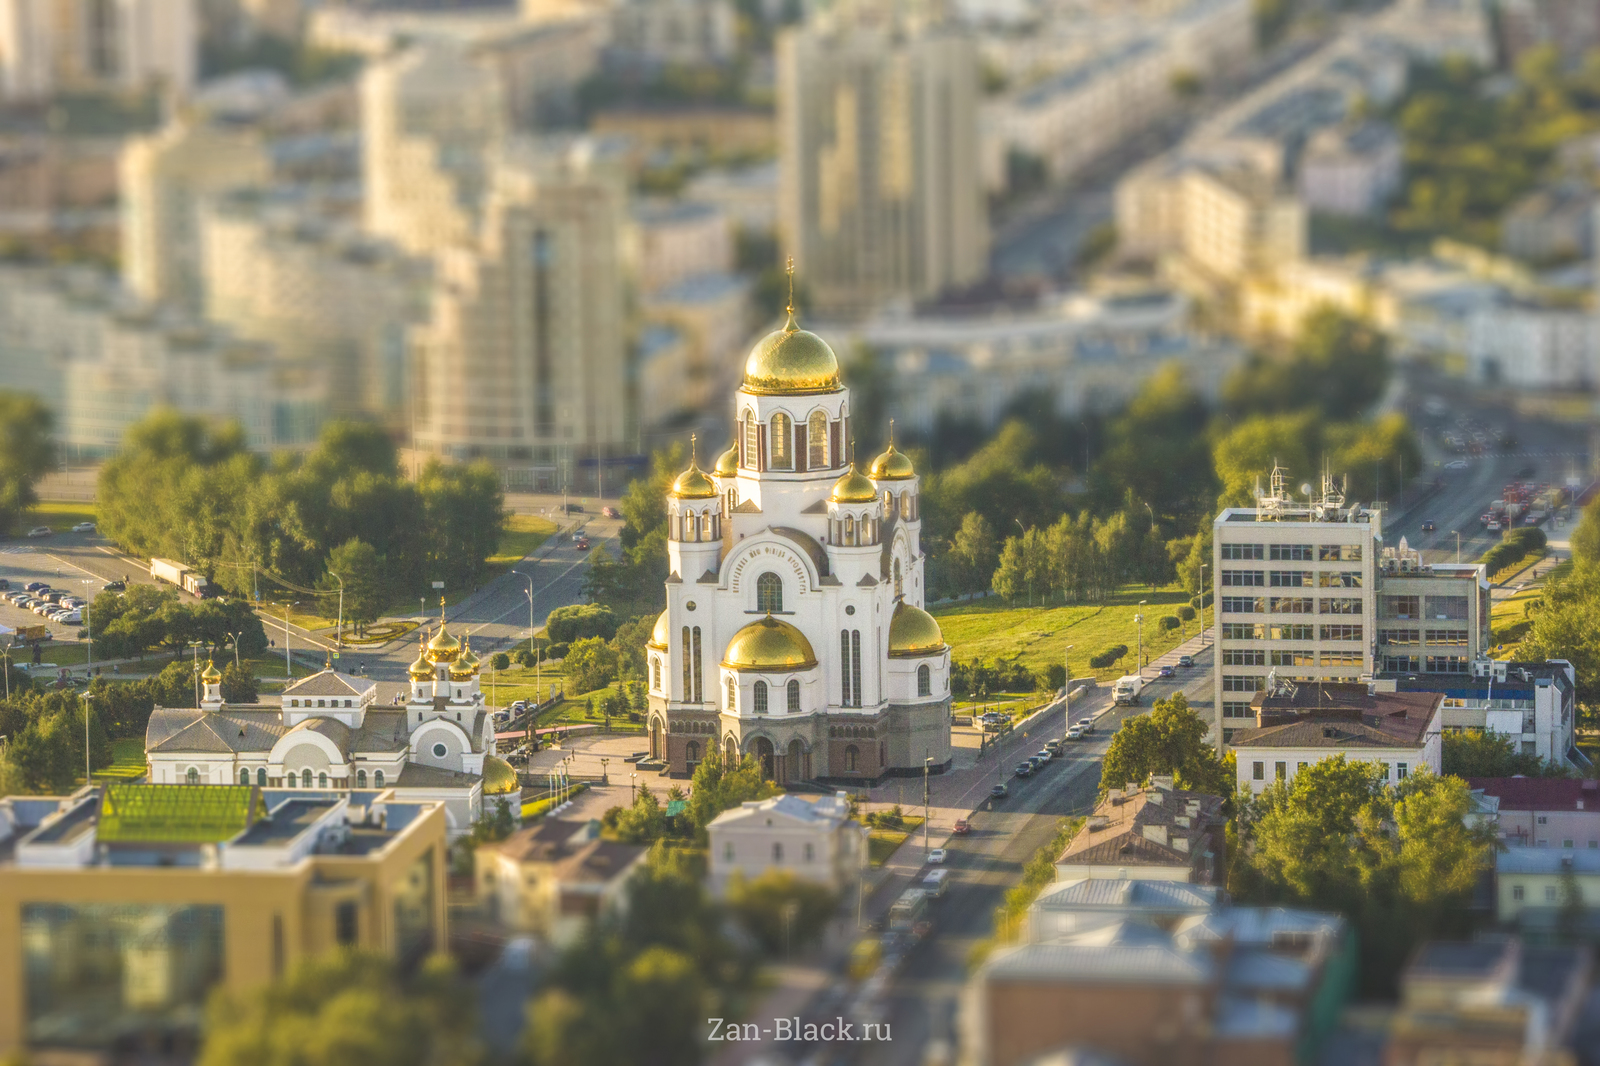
[92,738,146,782]
[933,586,1200,680]
[483,666,646,732]
[867,815,926,866]
[27,501,98,531]
[487,513,558,571]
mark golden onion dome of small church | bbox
[669,435,719,500]
[870,422,915,481]
[713,441,739,478]
[742,261,841,395]
[723,614,818,671]
[649,609,670,649]
[482,755,519,796]
[830,462,878,504]
[451,640,479,679]
[200,659,222,684]
[409,638,433,680]
[427,621,461,663]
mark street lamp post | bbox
[329,573,345,648]
[2,642,10,700]
[278,602,298,679]
[600,756,609,785]
[1451,530,1461,563]
[1063,644,1074,742]
[81,692,93,783]
[1199,564,1208,646]
[1135,600,1147,677]
[923,756,933,857]
[630,771,638,803]
[226,631,242,670]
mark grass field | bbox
[486,513,558,571]
[867,815,925,866]
[27,501,98,531]
[933,585,1201,681]
[1489,559,1569,656]
[486,665,646,732]
[92,738,146,783]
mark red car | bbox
[952,819,970,835]
[575,537,590,550]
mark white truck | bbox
[1112,674,1145,706]
[150,558,209,597]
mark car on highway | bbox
[575,536,590,550]
[71,522,94,533]
[602,506,621,518]
[1076,717,1096,735]
[1445,460,1469,470]
[990,783,1008,799]
[1029,755,1048,771]
[103,580,125,592]
[1178,654,1194,667]
[1066,725,1083,740]
[1420,520,1436,532]
[1045,739,1061,755]
[563,503,585,513]
[25,526,50,538]
[952,819,970,835]
[1158,665,1175,679]
[1013,762,1034,778]
[927,848,946,865]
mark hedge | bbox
[546,604,618,643]
[1158,615,1180,631]
[1089,644,1129,670]
[521,782,590,822]
[1178,605,1197,622]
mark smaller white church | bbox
[145,623,521,837]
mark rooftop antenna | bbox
[1256,460,1291,521]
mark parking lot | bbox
[0,524,121,670]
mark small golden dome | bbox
[888,601,946,658]
[482,755,519,796]
[200,659,222,683]
[713,442,739,478]
[670,434,719,499]
[451,640,479,680]
[427,624,461,664]
[723,614,818,672]
[408,638,432,680]
[830,463,878,504]
[870,444,915,481]
[648,609,670,649]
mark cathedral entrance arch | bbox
[649,717,662,760]
[785,738,806,783]
[751,736,775,780]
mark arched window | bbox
[757,572,783,613]
[754,681,768,714]
[844,514,855,545]
[808,411,828,468]
[894,558,903,597]
[742,408,759,468]
[302,769,313,788]
[727,676,737,711]
[357,769,367,788]
[771,413,792,469]
[186,767,199,785]
[318,772,328,789]
[901,492,912,519]
[240,768,250,785]
[682,627,692,698]
[845,745,859,772]
[787,679,800,712]
[257,768,267,787]
[687,740,700,763]
[652,656,662,690]
[918,664,932,697]
[374,770,385,788]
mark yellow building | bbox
[0,782,448,1057]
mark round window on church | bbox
[845,605,856,616]
[432,742,447,758]
[687,601,697,611]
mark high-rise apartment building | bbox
[1212,466,1380,748]
[411,141,629,492]
[361,42,505,257]
[0,0,197,102]
[777,2,987,318]
[120,112,271,309]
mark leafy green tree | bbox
[1098,692,1231,799]
[1520,567,1600,702]
[685,748,776,838]
[609,784,666,844]
[0,391,53,535]
[199,951,481,1066]
[1225,309,1390,421]
[946,512,999,598]
[1569,495,1600,566]
[1090,365,1215,523]
[418,457,504,593]
[0,692,111,794]
[324,538,388,633]
[564,637,618,694]
[920,421,1067,566]
[1442,729,1571,778]
[490,652,511,671]
[726,870,838,955]
[546,604,619,643]
[220,663,258,705]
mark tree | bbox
[1224,309,1390,422]
[199,951,481,1066]
[220,662,258,704]
[564,637,618,694]
[1090,365,1215,523]
[546,603,619,643]
[324,538,388,633]
[946,512,999,598]
[608,784,667,844]
[0,692,111,794]
[1098,692,1231,799]
[0,390,53,535]
[1442,729,1571,778]
[685,748,777,838]
[726,870,838,956]
[490,652,511,672]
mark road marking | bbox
[0,547,33,554]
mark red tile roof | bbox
[1466,777,1600,812]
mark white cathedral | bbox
[644,295,953,784]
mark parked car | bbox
[1420,520,1436,532]
[1013,762,1033,778]
[952,819,970,835]
[1158,665,1175,679]
[990,784,1008,799]
[1036,748,1053,764]
[55,611,81,625]
[24,582,47,592]
[1076,718,1096,735]
[510,700,528,713]
[26,526,50,538]
[71,522,95,533]
[1178,654,1194,668]
[1445,460,1469,470]
[926,848,946,865]
[1045,739,1061,755]
[1066,725,1083,740]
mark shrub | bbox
[1041,663,1067,690]
[1178,604,1196,622]
[546,603,618,644]
[1158,615,1180,631]
[1190,592,1212,609]
[546,642,569,660]
[490,652,511,671]
[565,638,618,693]
[1088,644,1128,670]
[515,648,537,668]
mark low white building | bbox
[1381,659,1583,770]
[475,817,647,946]
[1298,121,1402,218]
[628,200,733,295]
[1466,299,1598,390]
[706,792,864,897]
[1231,683,1444,795]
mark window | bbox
[917,664,931,697]
[727,676,737,710]
[1269,597,1313,614]
[687,740,700,763]
[1223,675,1264,692]
[1382,595,1420,619]
[432,742,448,758]
[1271,650,1316,667]
[258,768,267,786]
[851,630,862,707]
[186,767,199,785]
[374,770,384,788]
[691,627,702,702]
[724,842,735,862]
[1397,763,1408,780]
[1425,629,1469,646]
[1269,571,1313,588]
[742,409,759,467]
[1223,701,1255,718]
[1546,886,1559,903]
[1321,625,1363,641]
[239,768,250,785]
[1426,656,1469,674]
[1222,570,1265,587]
[1318,571,1362,588]
[336,901,359,946]
[1382,629,1421,645]
[1222,623,1265,640]
[1563,839,1574,849]
[1221,543,1264,560]
[804,843,815,863]
[1383,655,1419,673]
[1275,762,1286,780]
[757,572,783,613]
[1425,595,1469,620]
[772,842,784,863]
[1223,649,1266,666]
[808,411,828,468]
[682,626,692,698]
[844,514,855,545]
[1321,597,1363,615]
[788,678,801,711]
[1512,885,1525,901]
[770,413,792,469]
[357,769,367,788]
[1252,761,1265,780]
[1270,544,1313,561]
[754,681,768,714]
[1268,624,1314,641]
[1538,816,1549,825]
[1221,596,1262,613]
[1320,651,1363,665]
[652,657,661,690]
[1318,544,1361,561]
[286,772,295,789]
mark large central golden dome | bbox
[743,310,841,395]
[723,615,818,672]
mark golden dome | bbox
[870,444,915,481]
[451,640,479,680]
[713,442,739,478]
[482,755,519,796]
[648,609,670,649]
[408,638,433,680]
[743,311,841,395]
[670,434,719,499]
[722,614,818,672]
[427,623,461,663]
[200,659,222,683]
[830,463,878,504]
[889,601,946,658]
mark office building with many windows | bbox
[1212,467,1380,747]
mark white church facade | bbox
[645,292,953,784]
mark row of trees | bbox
[992,498,1169,606]
[89,584,268,661]
[0,390,53,536]
[97,414,505,625]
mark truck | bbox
[150,558,209,598]
[1112,674,1145,706]
[14,623,49,643]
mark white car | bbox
[1445,459,1469,470]
[1066,725,1084,740]
[927,848,947,865]
[25,526,50,538]
[71,522,95,533]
